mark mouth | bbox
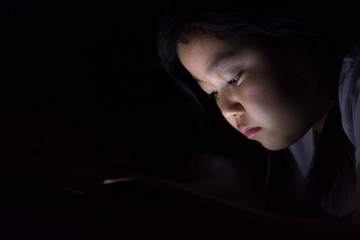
[239,126,262,139]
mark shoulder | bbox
[338,40,360,171]
[340,41,360,79]
[338,40,360,128]
[340,41,360,82]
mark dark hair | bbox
[157,2,350,111]
[156,1,356,218]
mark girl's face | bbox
[177,33,324,150]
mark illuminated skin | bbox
[177,33,328,151]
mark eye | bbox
[227,70,245,86]
[207,89,218,101]
[227,76,240,86]
[210,89,218,97]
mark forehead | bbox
[177,34,214,57]
[176,33,266,76]
[177,33,238,73]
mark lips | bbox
[239,125,261,139]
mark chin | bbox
[259,140,290,151]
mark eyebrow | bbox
[194,57,227,83]
[194,51,238,83]
[205,57,224,75]
[205,51,236,75]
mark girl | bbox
[156,2,360,224]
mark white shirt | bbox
[288,41,360,218]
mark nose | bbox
[217,96,245,119]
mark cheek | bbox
[241,82,285,119]
[243,82,305,132]
[249,94,311,149]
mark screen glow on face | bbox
[177,33,322,150]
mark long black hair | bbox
[156,1,358,218]
[157,2,349,107]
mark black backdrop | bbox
[0,3,266,193]
[2,3,360,240]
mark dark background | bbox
[1,3,360,239]
[0,3,266,194]
[0,3,269,238]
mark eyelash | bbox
[207,89,218,101]
[227,71,244,86]
[207,70,244,101]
